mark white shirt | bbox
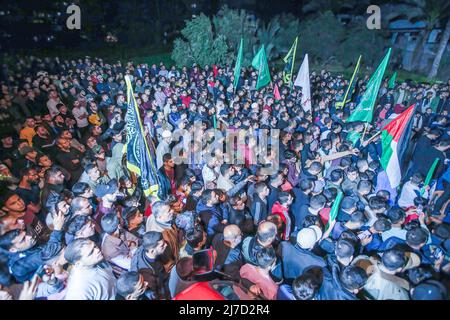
[64,264,116,300]
[47,98,60,117]
[398,181,428,208]
[72,106,89,128]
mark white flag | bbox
[294,54,311,112]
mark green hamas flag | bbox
[420,158,440,196]
[233,38,244,90]
[388,71,397,89]
[326,191,344,232]
[252,45,271,90]
[283,37,298,86]
[347,48,392,123]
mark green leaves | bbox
[171,14,231,67]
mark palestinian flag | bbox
[380,104,416,188]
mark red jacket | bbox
[271,202,292,241]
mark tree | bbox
[382,0,450,72]
[212,5,259,66]
[171,14,231,67]
[338,19,389,68]
[254,16,281,62]
[297,11,346,67]
[428,19,450,79]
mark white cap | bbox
[297,225,323,249]
[162,130,172,139]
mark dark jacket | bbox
[279,241,326,283]
[196,200,225,238]
[250,194,268,226]
[157,167,172,201]
[8,230,64,283]
[317,258,357,300]
[211,233,244,282]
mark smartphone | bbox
[433,247,444,260]
[357,230,371,240]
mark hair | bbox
[323,188,338,203]
[386,207,406,224]
[382,249,407,271]
[406,227,429,247]
[64,238,91,264]
[340,157,352,169]
[255,246,276,269]
[201,189,215,204]
[277,191,291,205]
[302,215,322,229]
[84,163,98,174]
[349,211,368,225]
[309,194,326,210]
[66,215,90,235]
[254,182,268,195]
[292,274,320,300]
[335,239,355,260]
[220,163,232,176]
[339,265,368,291]
[330,169,344,183]
[71,182,91,196]
[117,271,140,297]
[142,231,163,251]
[299,179,314,192]
[185,224,205,249]
[373,218,392,232]
[101,213,120,235]
[162,153,172,163]
[368,196,388,211]
[357,180,372,193]
[407,267,433,285]
[309,161,323,174]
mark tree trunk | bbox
[428,19,450,80]
[411,27,432,71]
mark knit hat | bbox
[297,225,323,249]
[411,280,447,300]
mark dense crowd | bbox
[0,55,449,300]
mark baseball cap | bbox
[94,179,118,198]
[404,251,421,270]
[297,225,323,249]
[411,280,447,300]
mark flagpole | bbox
[290,36,298,89]
[339,55,361,109]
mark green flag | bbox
[283,37,298,87]
[420,158,440,196]
[233,38,244,90]
[388,71,397,89]
[336,55,361,109]
[326,191,344,231]
[252,45,271,90]
[347,48,392,123]
[346,131,362,146]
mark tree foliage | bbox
[297,11,346,66]
[338,20,388,68]
[171,14,231,67]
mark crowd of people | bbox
[0,55,449,300]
